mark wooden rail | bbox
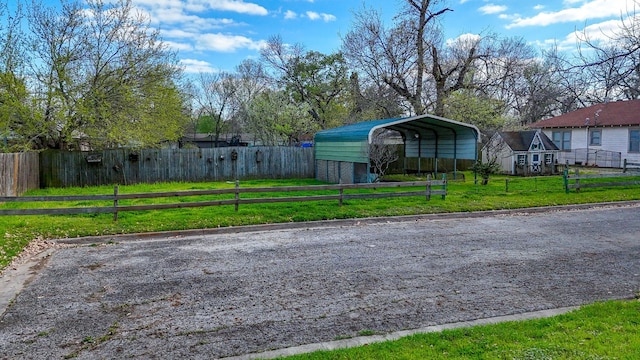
[623,159,640,173]
[0,177,447,221]
[563,168,640,193]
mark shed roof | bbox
[498,131,558,152]
[530,99,640,128]
[314,114,480,163]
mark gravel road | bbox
[1,204,639,359]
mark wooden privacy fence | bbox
[0,152,39,196]
[39,147,315,188]
[0,177,447,221]
[563,168,640,193]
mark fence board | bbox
[563,168,640,193]
[0,152,40,196]
[39,147,315,188]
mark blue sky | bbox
[28,0,640,73]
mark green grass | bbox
[2,172,640,269]
[278,300,640,359]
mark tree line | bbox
[2,0,639,152]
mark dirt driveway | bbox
[1,203,640,359]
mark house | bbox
[179,133,249,148]
[314,114,480,183]
[483,130,559,176]
[530,99,640,168]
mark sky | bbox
[23,0,640,74]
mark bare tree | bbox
[193,72,237,147]
[368,129,399,182]
[571,1,640,101]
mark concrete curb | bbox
[54,200,640,245]
[221,306,582,359]
[0,248,57,317]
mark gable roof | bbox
[530,99,640,128]
[498,130,559,151]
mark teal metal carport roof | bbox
[314,114,481,164]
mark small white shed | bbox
[483,130,559,175]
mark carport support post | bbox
[113,186,119,221]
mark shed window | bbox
[545,154,553,165]
[517,154,526,165]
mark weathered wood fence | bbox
[39,147,315,188]
[0,178,447,221]
[0,152,40,196]
[563,168,640,193]
[623,159,640,173]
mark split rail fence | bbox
[0,177,447,221]
[563,168,640,193]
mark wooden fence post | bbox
[113,186,119,221]
[234,180,240,212]
[623,158,628,173]
[441,174,447,200]
[563,166,569,193]
[505,178,509,193]
[574,169,580,193]
[426,174,432,201]
[339,186,343,207]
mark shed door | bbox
[531,153,541,173]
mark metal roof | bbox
[314,114,481,163]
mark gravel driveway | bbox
[1,203,639,359]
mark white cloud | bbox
[479,4,508,15]
[196,33,266,52]
[305,11,336,22]
[533,5,545,11]
[180,59,218,74]
[446,33,482,48]
[507,0,630,28]
[212,0,268,15]
[164,40,194,52]
[534,15,631,53]
[134,0,267,17]
[284,10,297,19]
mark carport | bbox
[314,114,480,183]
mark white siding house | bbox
[530,100,640,168]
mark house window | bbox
[545,154,553,165]
[517,154,526,165]
[552,131,571,151]
[630,129,640,153]
[532,154,540,163]
[590,129,601,146]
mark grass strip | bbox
[278,300,640,359]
